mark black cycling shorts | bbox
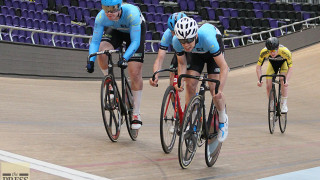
[170,52,191,70]
[101,21,146,63]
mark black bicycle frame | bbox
[87,48,132,116]
[178,74,220,139]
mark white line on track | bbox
[258,166,320,180]
[0,150,110,180]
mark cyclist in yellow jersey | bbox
[256,37,293,113]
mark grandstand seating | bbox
[0,0,319,50]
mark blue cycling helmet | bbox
[167,12,187,31]
[101,0,122,7]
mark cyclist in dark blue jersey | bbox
[86,0,146,130]
[172,17,229,142]
[149,12,189,87]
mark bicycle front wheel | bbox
[279,112,287,133]
[268,89,276,134]
[101,75,122,142]
[205,104,222,167]
[160,86,177,154]
[178,95,202,169]
[124,81,138,141]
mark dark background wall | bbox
[0,27,319,80]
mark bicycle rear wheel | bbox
[205,103,222,167]
[160,86,177,154]
[101,75,122,142]
[124,81,138,141]
[178,95,202,169]
[268,89,276,134]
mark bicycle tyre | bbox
[101,75,122,142]
[178,95,202,169]
[279,112,287,133]
[268,88,276,134]
[160,86,177,154]
[124,81,138,141]
[205,103,222,167]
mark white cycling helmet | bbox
[174,17,198,40]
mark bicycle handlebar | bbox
[87,49,120,63]
[178,74,220,95]
[151,68,177,87]
[260,74,286,84]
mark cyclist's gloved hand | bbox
[86,61,94,73]
[118,58,128,69]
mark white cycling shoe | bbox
[131,114,142,130]
[218,115,228,142]
[281,104,288,113]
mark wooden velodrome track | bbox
[0,43,320,180]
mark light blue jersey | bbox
[159,29,173,50]
[172,23,222,56]
[89,4,144,61]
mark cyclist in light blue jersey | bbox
[149,12,190,87]
[86,0,146,130]
[172,17,229,142]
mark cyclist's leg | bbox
[126,21,146,129]
[185,53,203,105]
[266,62,275,98]
[98,27,122,75]
[280,61,289,112]
[169,54,178,86]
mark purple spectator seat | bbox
[1,6,9,15]
[68,6,76,21]
[152,42,159,52]
[79,0,86,8]
[12,0,20,9]
[156,5,164,14]
[153,13,161,22]
[12,16,20,27]
[33,19,40,29]
[262,3,270,10]
[87,0,95,9]
[34,11,42,20]
[155,22,164,32]
[35,4,44,12]
[20,1,28,10]
[8,7,16,16]
[148,4,156,13]
[47,21,53,31]
[40,20,47,31]
[94,1,102,9]
[211,1,219,9]
[62,0,70,6]
[26,37,32,44]
[5,0,13,7]
[187,0,195,11]
[64,15,71,24]
[28,2,36,11]
[60,24,66,33]
[20,17,27,28]
[230,9,238,17]
[83,8,90,18]
[0,15,6,25]
[143,0,151,4]
[79,26,86,35]
[151,0,159,5]
[65,24,72,33]
[76,7,83,21]
[222,8,230,17]
[12,35,19,42]
[253,2,262,10]
[219,16,229,30]
[179,0,187,11]
[56,0,62,6]
[207,8,215,21]
[19,35,26,43]
[255,10,263,18]
[52,22,60,32]
[71,24,79,34]
[145,13,154,22]
[145,42,152,52]
[241,26,252,35]
[161,14,169,23]
[56,14,65,23]
[294,4,301,11]
[42,13,49,21]
[192,15,202,22]
[146,31,152,40]
[5,15,13,26]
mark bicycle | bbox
[177,73,223,169]
[152,68,185,154]
[260,74,287,134]
[87,49,138,142]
